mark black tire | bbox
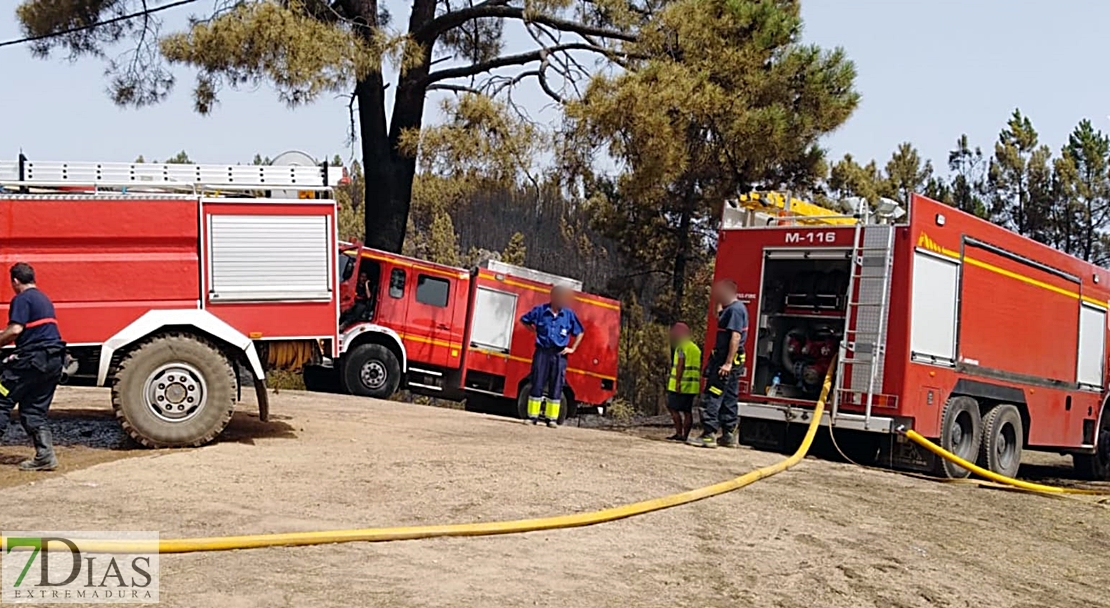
[933,396,982,479]
[302,365,344,394]
[110,333,237,448]
[516,383,570,424]
[978,404,1023,478]
[341,344,401,398]
[1075,408,1110,481]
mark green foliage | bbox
[884,143,933,204]
[165,150,192,164]
[159,1,385,113]
[335,160,366,242]
[617,300,671,414]
[501,232,527,265]
[566,0,858,322]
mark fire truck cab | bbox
[714,191,1110,480]
[309,245,621,421]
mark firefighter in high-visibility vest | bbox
[665,322,701,441]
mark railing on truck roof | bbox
[0,156,347,197]
[481,259,584,291]
[722,191,906,229]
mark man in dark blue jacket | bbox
[0,263,66,471]
[520,285,584,427]
[688,279,748,449]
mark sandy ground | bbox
[1,387,1109,608]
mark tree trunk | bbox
[360,0,438,254]
[671,186,695,323]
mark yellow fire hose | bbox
[899,428,1110,496]
[5,364,837,555]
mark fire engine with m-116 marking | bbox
[715,190,1110,480]
[302,243,621,422]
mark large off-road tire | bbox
[111,334,237,448]
[516,384,570,425]
[341,344,401,399]
[977,404,1024,478]
[1075,408,1110,481]
[933,396,982,479]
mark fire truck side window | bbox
[415,275,450,307]
[339,253,356,285]
[389,269,406,298]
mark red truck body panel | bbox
[0,195,340,356]
[712,194,1109,450]
[340,246,620,408]
[464,267,620,406]
[0,197,202,344]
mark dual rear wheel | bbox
[934,396,1023,479]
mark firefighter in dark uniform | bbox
[520,285,584,428]
[0,263,66,471]
[688,279,748,449]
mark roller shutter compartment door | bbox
[208,214,332,301]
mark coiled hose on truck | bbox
[4,361,839,555]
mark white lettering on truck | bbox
[785,231,836,245]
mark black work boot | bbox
[19,427,58,472]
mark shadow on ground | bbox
[0,409,297,488]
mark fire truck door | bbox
[407,272,459,369]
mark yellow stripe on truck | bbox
[916,238,1108,310]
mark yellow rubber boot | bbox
[526,397,542,424]
[544,398,561,428]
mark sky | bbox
[0,0,1107,175]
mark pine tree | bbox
[883,142,933,204]
[1062,119,1110,262]
[946,134,989,219]
[988,109,1053,238]
[16,0,651,254]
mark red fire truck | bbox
[713,192,1110,480]
[0,156,346,448]
[302,245,621,422]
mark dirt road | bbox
[1,387,1108,608]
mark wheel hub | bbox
[360,361,387,390]
[144,363,208,423]
[952,411,973,457]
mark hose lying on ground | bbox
[900,428,1110,496]
[4,364,837,555]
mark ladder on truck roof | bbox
[0,156,346,195]
[831,220,896,431]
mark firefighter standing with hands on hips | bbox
[688,279,747,449]
[520,285,584,427]
[0,263,66,471]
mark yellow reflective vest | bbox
[667,338,702,394]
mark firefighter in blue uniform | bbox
[520,285,585,427]
[688,278,748,449]
[0,263,66,471]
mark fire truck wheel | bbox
[342,344,401,399]
[933,396,982,479]
[1074,409,1110,481]
[516,384,570,425]
[111,334,237,448]
[977,404,1024,478]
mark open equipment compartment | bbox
[752,250,851,402]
